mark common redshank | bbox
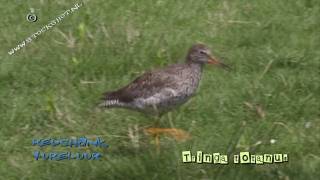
[99,44,230,145]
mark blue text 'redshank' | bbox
[32,137,109,148]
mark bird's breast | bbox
[126,64,203,114]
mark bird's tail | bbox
[98,91,123,108]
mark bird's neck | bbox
[186,61,204,85]
[187,61,204,73]
[183,61,203,92]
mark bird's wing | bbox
[102,65,183,103]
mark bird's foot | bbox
[144,128,191,141]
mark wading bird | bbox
[99,44,230,147]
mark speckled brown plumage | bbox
[100,44,229,115]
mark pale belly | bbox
[131,86,197,115]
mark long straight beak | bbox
[208,56,231,71]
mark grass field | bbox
[1,0,320,179]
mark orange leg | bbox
[155,133,160,154]
[144,128,191,142]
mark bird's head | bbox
[187,44,230,70]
